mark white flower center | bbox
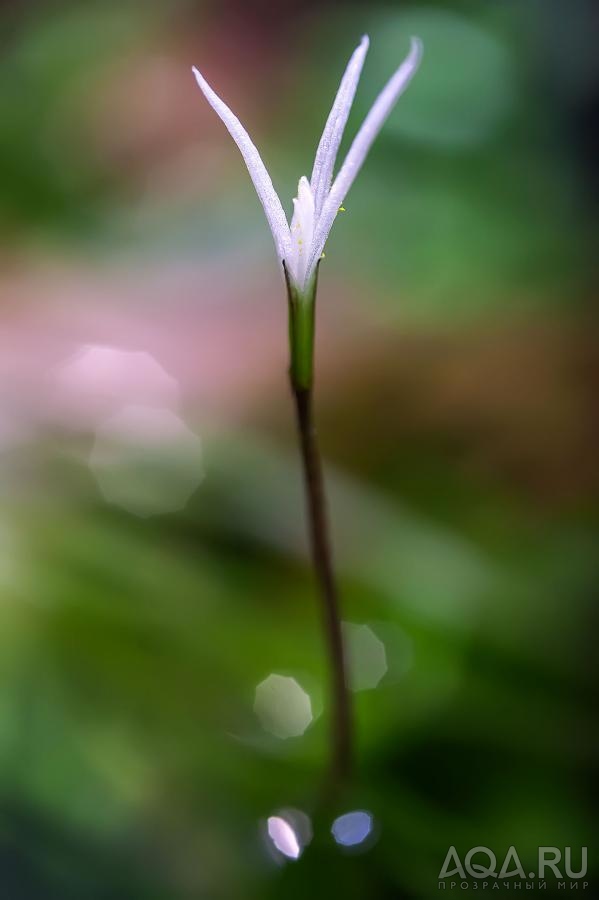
[288,176,315,289]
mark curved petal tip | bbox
[409,36,424,62]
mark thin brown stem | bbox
[291,381,352,786]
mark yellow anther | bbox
[321,252,326,259]
[338,206,346,212]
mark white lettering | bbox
[440,847,466,879]
[539,847,562,879]
[565,848,587,879]
[466,847,497,879]
[499,846,526,880]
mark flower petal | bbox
[288,176,316,288]
[192,66,292,260]
[307,37,423,276]
[309,35,369,219]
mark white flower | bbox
[192,35,422,295]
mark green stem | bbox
[284,262,353,786]
[285,267,316,390]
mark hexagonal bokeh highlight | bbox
[342,622,388,691]
[331,810,374,848]
[55,345,179,426]
[254,674,313,739]
[267,816,301,859]
[89,405,203,517]
[265,809,312,861]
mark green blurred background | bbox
[0,0,597,897]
